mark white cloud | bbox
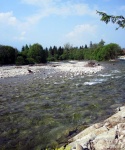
[0,11,18,26]
[0,11,30,30]
[21,0,97,24]
[21,0,57,7]
[66,24,97,38]
[65,24,97,46]
[0,0,98,47]
[0,11,30,43]
[70,3,96,16]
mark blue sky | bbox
[0,0,125,50]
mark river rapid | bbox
[0,60,125,150]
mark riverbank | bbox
[0,61,103,79]
[68,105,125,150]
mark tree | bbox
[96,10,125,30]
[80,46,84,49]
[16,56,25,65]
[44,47,49,58]
[49,46,54,56]
[98,39,105,47]
[64,42,73,50]
[47,46,55,61]
[53,46,58,60]
[62,43,73,60]
[20,44,30,64]
[95,43,121,61]
[57,46,64,60]
[85,44,88,49]
[28,43,47,63]
[0,45,18,65]
[89,41,93,48]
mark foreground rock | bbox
[69,106,125,150]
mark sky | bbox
[0,0,125,50]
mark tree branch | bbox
[96,10,125,30]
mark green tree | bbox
[64,43,73,50]
[57,46,64,60]
[73,48,84,60]
[97,11,125,30]
[28,43,47,63]
[21,44,29,56]
[49,46,54,56]
[98,39,105,47]
[44,47,49,59]
[95,43,121,61]
[53,46,58,60]
[20,44,30,64]
[89,41,93,48]
[47,46,55,61]
[61,43,73,60]
[0,45,18,65]
[61,50,69,60]
[16,56,25,65]
[85,44,88,49]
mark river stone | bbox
[94,139,115,150]
[76,143,84,150]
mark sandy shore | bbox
[0,61,104,79]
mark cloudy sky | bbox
[0,0,125,50]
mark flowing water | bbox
[0,61,125,150]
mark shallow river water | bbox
[0,60,125,150]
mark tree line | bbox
[0,40,123,65]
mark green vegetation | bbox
[97,11,125,30]
[0,40,123,65]
[0,45,18,65]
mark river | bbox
[0,60,125,150]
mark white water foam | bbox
[84,78,107,85]
[98,74,112,77]
[54,81,65,85]
[111,76,121,79]
[93,78,107,82]
[84,82,100,85]
[111,70,121,73]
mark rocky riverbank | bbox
[68,106,125,150]
[0,61,103,79]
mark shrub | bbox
[16,56,25,65]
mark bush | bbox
[95,43,121,61]
[26,58,35,64]
[16,56,25,65]
[47,57,56,61]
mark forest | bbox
[0,39,123,65]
